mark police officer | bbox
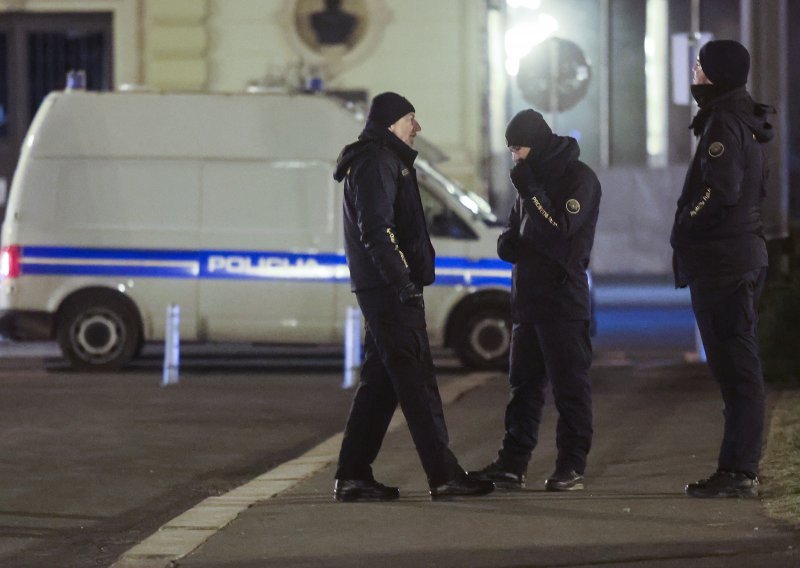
[671,40,775,498]
[332,92,494,501]
[471,109,601,491]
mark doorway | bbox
[0,12,112,194]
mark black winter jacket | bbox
[498,136,601,322]
[333,122,435,292]
[670,86,774,287]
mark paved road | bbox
[0,344,368,568]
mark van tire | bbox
[453,305,511,370]
[56,291,141,372]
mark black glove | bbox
[510,161,537,199]
[397,281,424,307]
[497,231,519,264]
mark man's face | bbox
[509,145,531,163]
[693,58,712,85]
[389,112,421,147]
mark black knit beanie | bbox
[368,92,415,128]
[699,40,750,89]
[505,109,553,150]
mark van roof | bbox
[29,91,364,161]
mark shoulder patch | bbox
[708,141,725,158]
[401,168,410,177]
[566,199,581,214]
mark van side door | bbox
[197,160,338,343]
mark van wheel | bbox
[454,306,511,370]
[57,292,140,371]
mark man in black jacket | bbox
[332,92,494,501]
[471,109,601,492]
[671,40,774,498]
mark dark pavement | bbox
[0,344,357,568]
[119,351,798,568]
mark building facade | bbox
[0,0,792,275]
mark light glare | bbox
[504,14,560,77]
[506,0,542,10]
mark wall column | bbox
[143,0,208,90]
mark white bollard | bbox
[694,320,707,363]
[162,303,181,386]
[342,305,362,389]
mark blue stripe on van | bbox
[19,246,512,287]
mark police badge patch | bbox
[708,142,725,158]
[566,199,581,214]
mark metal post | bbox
[342,305,362,389]
[599,0,611,167]
[689,0,701,154]
[162,304,180,386]
[694,322,707,363]
[689,0,706,363]
[746,0,789,244]
[548,39,559,130]
[739,0,751,47]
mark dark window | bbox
[0,13,111,187]
[418,178,477,240]
[28,30,106,123]
[0,34,7,139]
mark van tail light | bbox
[0,245,20,279]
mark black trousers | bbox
[335,286,461,487]
[690,267,767,475]
[497,320,593,475]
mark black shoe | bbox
[545,470,584,492]
[430,473,495,500]
[468,462,526,489]
[685,470,759,498]
[333,479,400,502]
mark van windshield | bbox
[416,160,500,226]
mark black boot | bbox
[545,470,584,492]
[685,470,759,498]
[430,472,495,500]
[334,479,400,502]
[468,461,526,489]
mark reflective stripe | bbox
[689,187,712,217]
[385,227,409,268]
[531,196,559,228]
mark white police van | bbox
[0,90,512,371]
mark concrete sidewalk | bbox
[120,357,799,567]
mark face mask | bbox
[691,84,716,106]
[690,83,735,107]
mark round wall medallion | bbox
[278,0,392,80]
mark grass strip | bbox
[761,389,800,526]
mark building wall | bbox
[144,0,208,90]
[329,1,484,182]
[7,1,789,275]
[204,0,486,186]
[0,0,486,190]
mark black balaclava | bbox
[505,109,553,151]
[367,92,415,128]
[505,108,566,173]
